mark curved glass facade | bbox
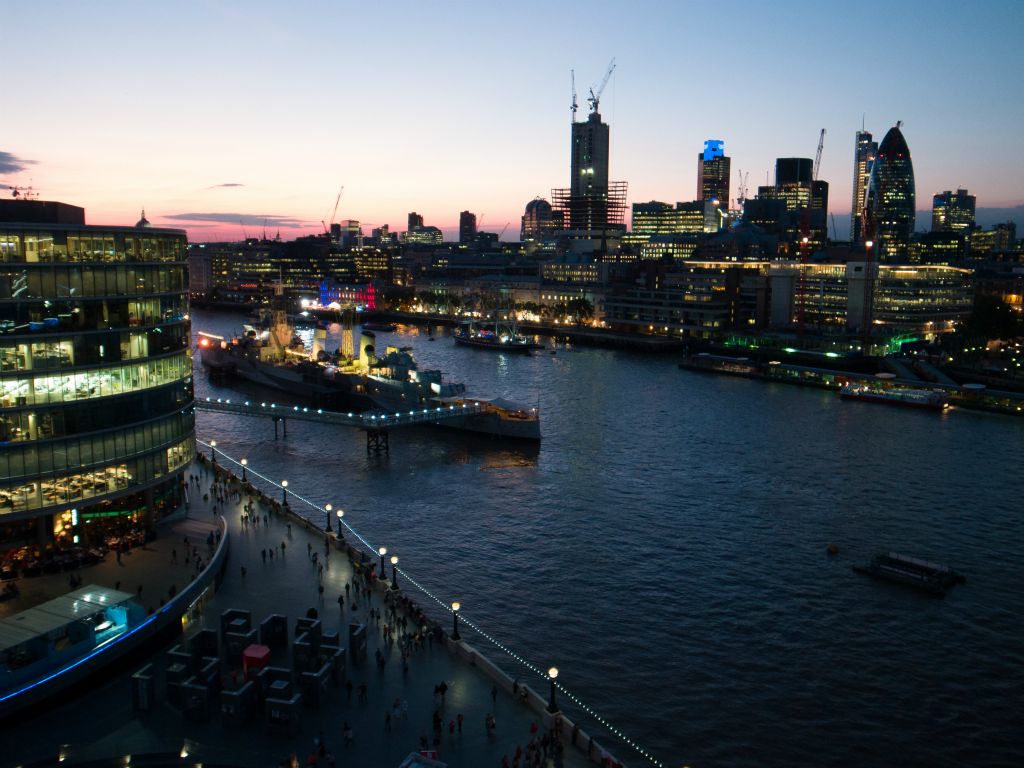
[867,125,916,263]
[0,215,194,527]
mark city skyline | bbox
[2,0,1022,241]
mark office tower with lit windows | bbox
[932,189,976,233]
[697,140,731,209]
[459,211,477,244]
[407,212,424,230]
[0,198,193,550]
[552,107,627,236]
[866,123,916,262]
[851,130,877,243]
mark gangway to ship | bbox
[194,397,485,454]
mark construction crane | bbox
[498,222,510,239]
[736,170,749,205]
[587,58,616,115]
[322,186,344,234]
[570,70,578,123]
[796,129,825,331]
[812,128,826,181]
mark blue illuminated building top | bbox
[703,140,725,161]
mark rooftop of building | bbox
[0,198,185,235]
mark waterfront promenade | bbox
[2,460,606,768]
[0,515,219,621]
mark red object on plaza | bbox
[242,643,271,679]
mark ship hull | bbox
[839,391,946,411]
[453,335,540,353]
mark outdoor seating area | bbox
[136,607,354,737]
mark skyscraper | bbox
[459,211,477,244]
[850,130,877,243]
[697,140,731,209]
[552,107,627,234]
[407,212,424,230]
[571,111,609,199]
[866,123,916,262]
[931,189,976,233]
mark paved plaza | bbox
[1,462,604,768]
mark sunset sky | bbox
[2,0,1022,241]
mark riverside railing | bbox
[195,397,485,429]
[199,439,667,768]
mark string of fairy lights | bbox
[197,440,667,768]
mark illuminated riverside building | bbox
[866,123,916,262]
[0,199,193,547]
[851,130,877,242]
[604,260,972,340]
[931,189,976,234]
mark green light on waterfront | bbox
[825,352,840,358]
[783,347,797,353]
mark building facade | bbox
[931,189,976,233]
[0,200,193,550]
[866,124,916,262]
[697,140,731,209]
[851,130,877,243]
[459,211,477,244]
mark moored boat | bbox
[839,384,948,411]
[453,312,541,353]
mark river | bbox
[190,309,1024,767]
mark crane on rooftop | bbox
[812,128,826,181]
[587,58,616,115]
[570,69,578,123]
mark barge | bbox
[853,552,966,596]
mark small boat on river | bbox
[853,552,965,596]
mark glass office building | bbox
[0,199,193,550]
[867,124,916,262]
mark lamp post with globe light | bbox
[547,667,560,714]
[325,503,333,532]
[336,509,344,541]
[378,546,387,578]
[451,602,461,640]
[240,458,247,482]
[390,555,399,589]
[210,440,217,464]
[281,480,288,507]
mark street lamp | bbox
[390,555,399,589]
[336,509,345,540]
[281,480,288,506]
[210,440,217,464]
[547,667,560,714]
[378,546,387,578]
[451,601,461,640]
[325,503,333,532]
[240,458,247,482]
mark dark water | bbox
[191,310,1024,767]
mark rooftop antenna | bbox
[862,113,865,132]
[896,119,903,129]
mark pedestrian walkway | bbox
[2,461,599,768]
[0,515,218,621]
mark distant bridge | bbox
[194,397,485,454]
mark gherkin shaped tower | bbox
[866,124,916,262]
